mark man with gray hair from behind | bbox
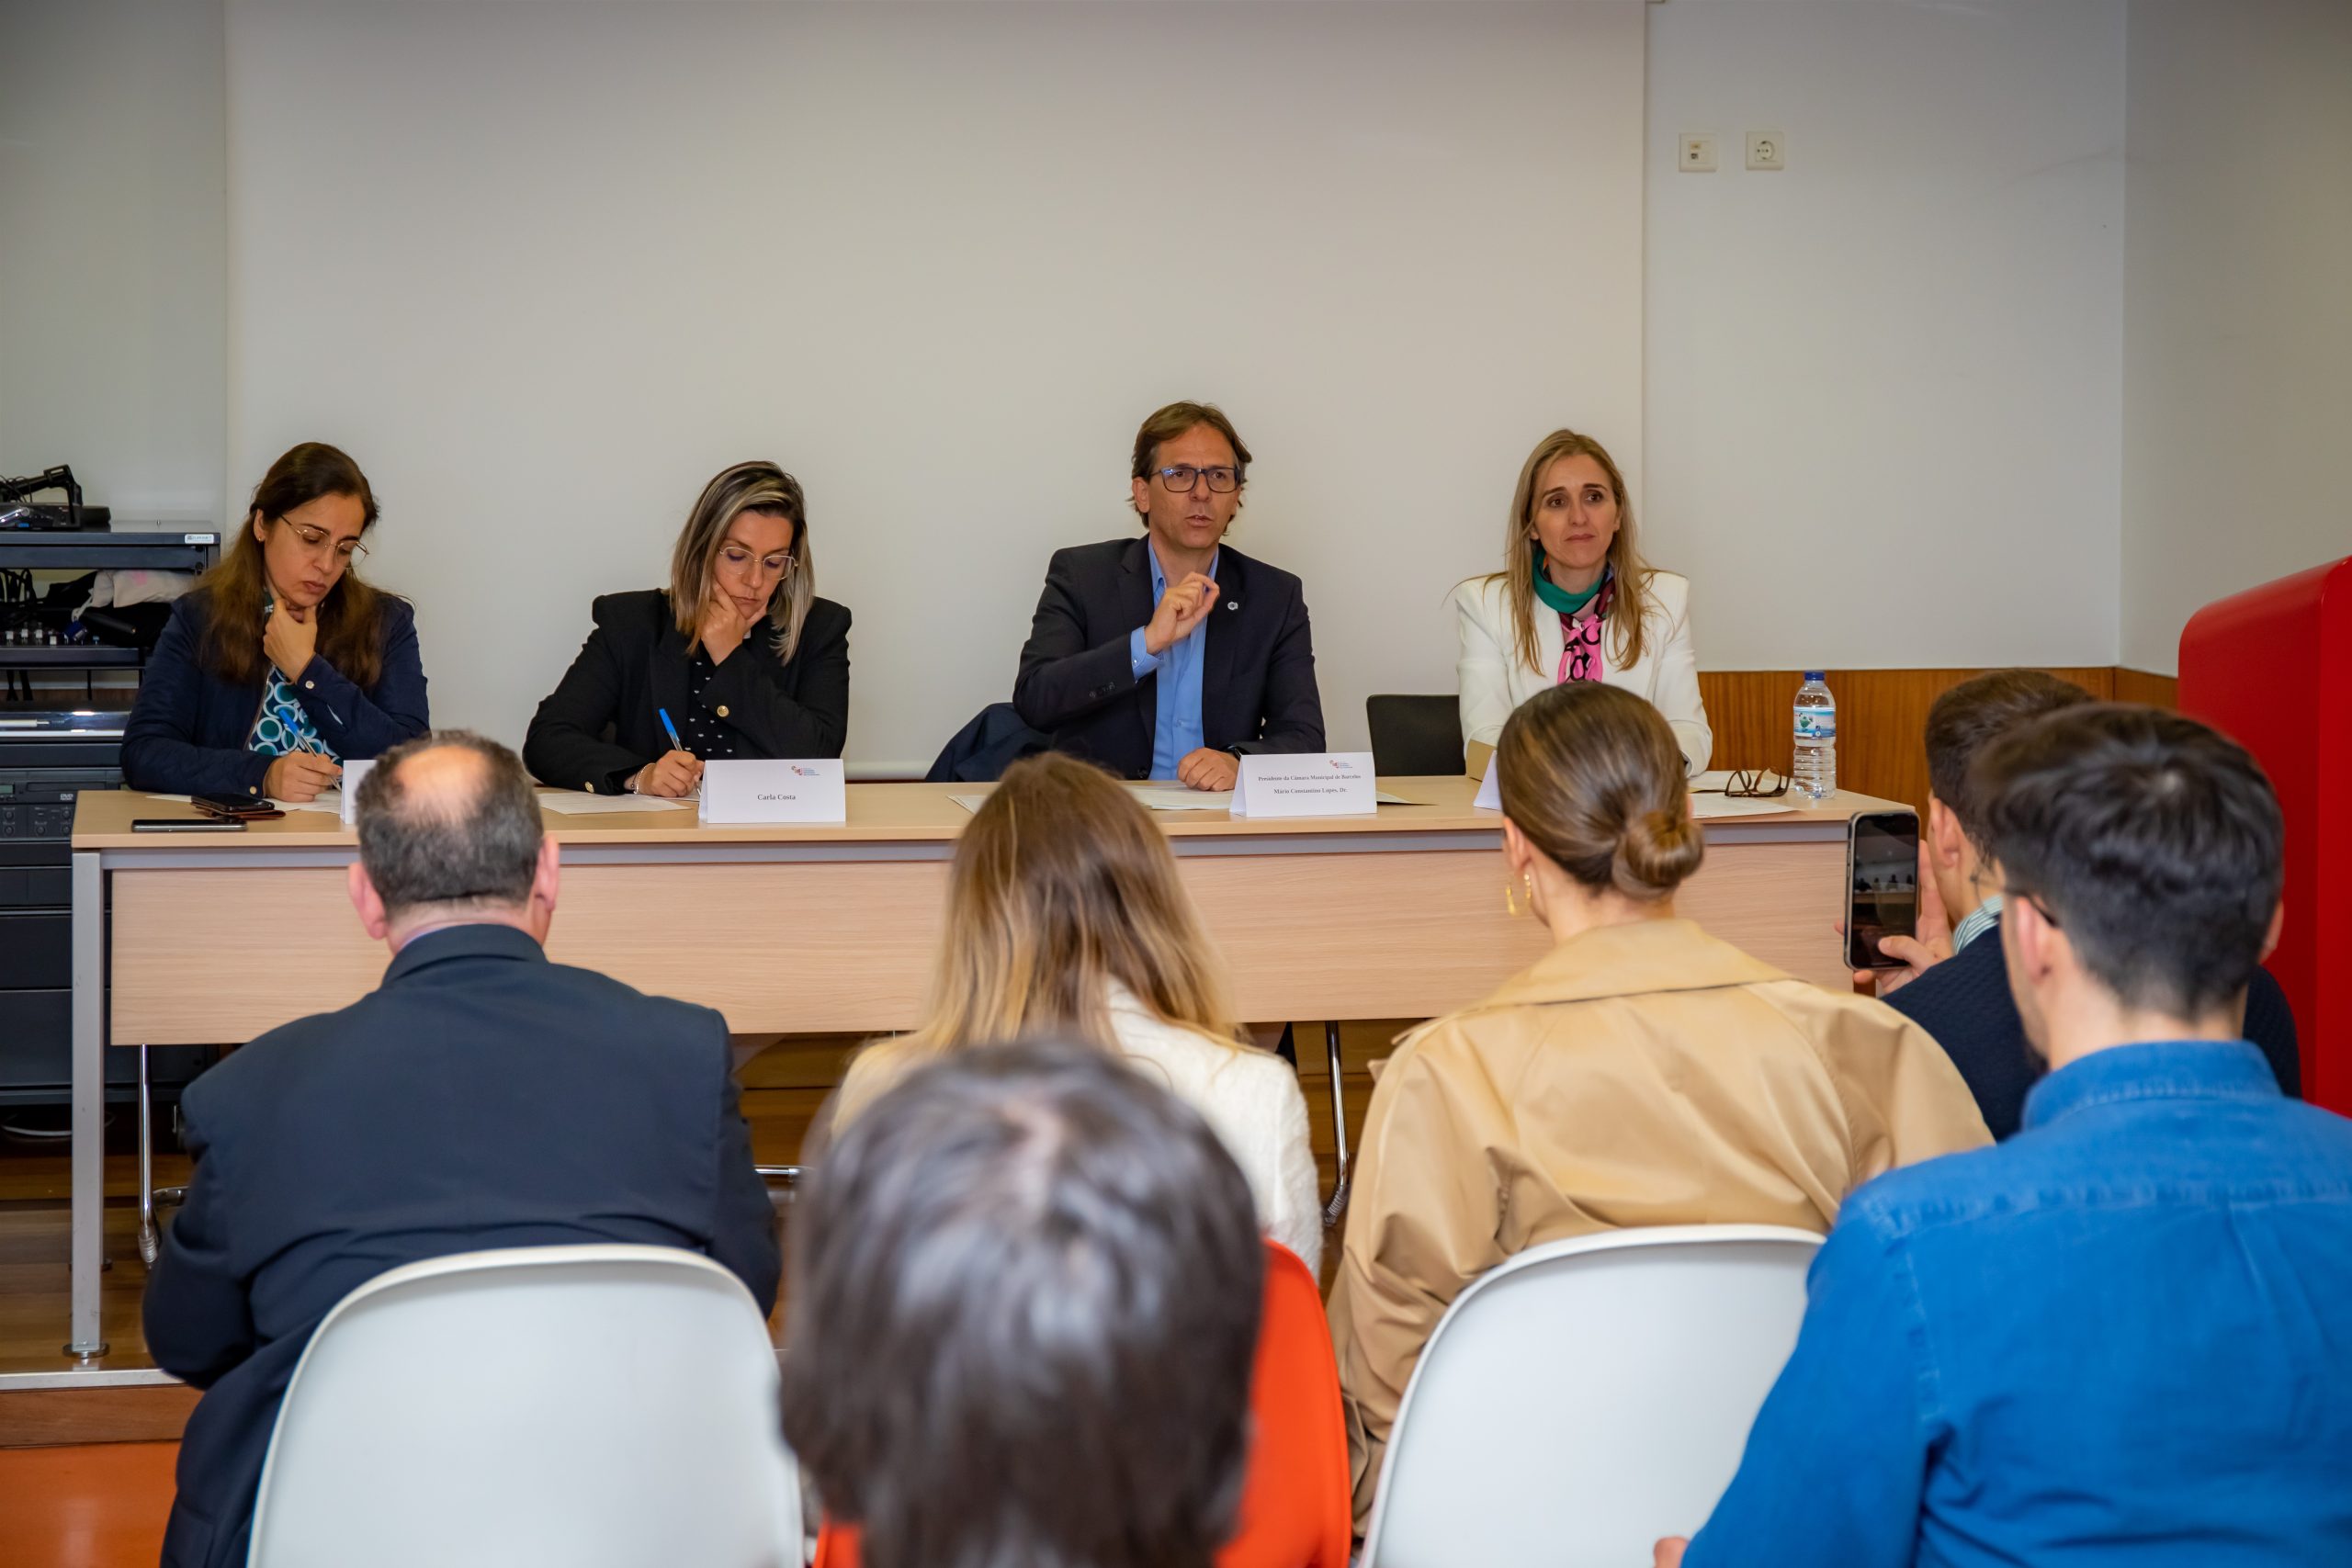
[145,730,780,1568]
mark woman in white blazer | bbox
[1453,428,1712,773]
[835,751,1321,1269]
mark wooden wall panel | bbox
[1695,667,2135,820]
[2113,668,2180,708]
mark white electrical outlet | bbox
[1747,131,1786,171]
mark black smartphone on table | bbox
[1847,809,1920,970]
[193,794,285,822]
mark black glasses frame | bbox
[1691,768,1792,799]
[1152,465,1240,494]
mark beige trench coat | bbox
[1327,917,1991,1524]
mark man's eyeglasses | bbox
[277,519,368,565]
[718,545,795,578]
[1153,465,1240,494]
[1693,769,1791,799]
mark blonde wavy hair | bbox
[888,753,1242,1063]
[669,460,817,660]
[1487,429,1659,675]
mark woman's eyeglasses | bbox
[1693,769,1792,799]
[277,519,368,564]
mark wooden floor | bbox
[0,1025,1385,1424]
[0,1439,178,1568]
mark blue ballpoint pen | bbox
[657,707,684,751]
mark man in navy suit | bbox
[1013,401,1326,788]
[144,730,780,1568]
[1871,671,2298,1135]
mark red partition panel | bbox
[2178,557,2351,1114]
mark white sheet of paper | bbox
[1229,752,1379,818]
[337,761,374,827]
[536,790,693,815]
[144,789,345,816]
[1474,761,1501,810]
[698,759,848,824]
[1128,786,1235,811]
[1690,791,1801,820]
[269,794,338,815]
[956,784,1410,816]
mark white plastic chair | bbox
[246,1244,799,1568]
[1360,1224,1823,1568]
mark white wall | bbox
[2121,0,2352,674]
[0,0,226,525]
[1645,0,2126,671]
[225,0,1648,770]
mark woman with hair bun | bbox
[1326,681,1988,1526]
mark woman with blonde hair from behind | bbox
[837,752,1321,1268]
[1326,681,1988,1526]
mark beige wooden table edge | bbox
[73,778,1903,851]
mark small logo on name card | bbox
[790,764,819,776]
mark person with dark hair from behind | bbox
[144,732,779,1568]
[1657,705,2352,1568]
[1328,682,1988,1529]
[783,1041,1264,1568]
[1012,400,1324,790]
[122,442,429,802]
[1869,671,2299,1135]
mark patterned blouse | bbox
[248,665,340,761]
[1555,576,1616,685]
[674,644,744,761]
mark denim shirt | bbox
[1686,1041,2352,1567]
[1125,542,1217,781]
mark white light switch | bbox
[1746,131,1786,171]
[1679,133,1718,174]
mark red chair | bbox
[814,1238,1350,1568]
[2179,556,2352,1112]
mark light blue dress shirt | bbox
[1684,1040,2352,1567]
[1126,543,1217,782]
[1949,892,2004,953]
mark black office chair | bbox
[1365,694,1465,776]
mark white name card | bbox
[1228,752,1378,818]
[698,760,847,825]
[1473,758,1501,811]
[339,759,375,827]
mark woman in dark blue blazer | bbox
[122,443,429,802]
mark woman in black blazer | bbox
[525,460,852,795]
[122,442,429,802]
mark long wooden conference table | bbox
[60,775,1897,1360]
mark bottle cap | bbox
[1804,671,1826,681]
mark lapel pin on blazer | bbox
[1226,600,1238,611]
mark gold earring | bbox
[1505,871,1534,917]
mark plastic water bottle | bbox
[1793,672,1837,801]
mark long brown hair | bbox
[669,461,817,660]
[1498,681,1705,901]
[895,754,1240,1060]
[1487,428,1659,674]
[200,443,390,688]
